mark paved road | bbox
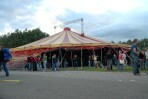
[0,71,148,99]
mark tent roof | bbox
[11,27,130,51]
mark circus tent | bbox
[11,27,129,56]
[10,27,130,69]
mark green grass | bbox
[61,66,148,73]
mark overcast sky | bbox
[0,0,148,42]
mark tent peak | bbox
[64,27,71,31]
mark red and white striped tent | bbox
[11,27,130,57]
[9,27,130,69]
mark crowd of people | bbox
[26,53,58,72]
[0,39,148,76]
[23,39,148,75]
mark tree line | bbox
[111,38,148,50]
[0,28,49,48]
[0,28,147,50]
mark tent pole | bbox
[11,51,16,70]
[50,51,51,69]
[71,49,73,67]
[112,47,118,54]
[22,49,29,70]
[101,48,102,65]
[59,47,62,68]
[81,45,83,68]
[58,47,69,66]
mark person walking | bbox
[131,39,140,75]
[0,46,11,76]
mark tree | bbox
[0,28,49,48]
[118,38,148,50]
[111,41,115,43]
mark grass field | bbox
[61,66,148,73]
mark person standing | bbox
[113,54,118,67]
[93,54,98,68]
[52,54,57,71]
[123,52,127,66]
[64,59,68,68]
[27,55,34,71]
[139,51,145,70]
[73,55,78,69]
[145,50,148,70]
[43,53,47,71]
[37,55,42,71]
[0,46,10,76]
[88,55,92,67]
[106,50,113,70]
[131,39,140,75]
[118,51,124,71]
[145,50,148,75]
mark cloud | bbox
[87,10,148,42]
[0,0,40,33]
[55,8,148,42]
[0,0,148,42]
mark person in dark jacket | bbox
[139,51,145,70]
[0,46,9,76]
[106,50,113,70]
[131,39,140,75]
[73,55,79,69]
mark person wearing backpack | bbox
[0,46,11,76]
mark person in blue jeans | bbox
[0,46,9,76]
[43,53,47,71]
[131,39,140,75]
[52,54,57,71]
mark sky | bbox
[0,0,148,42]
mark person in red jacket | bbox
[36,55,42,71]
[27,55,34,71]
[118,50,124,71]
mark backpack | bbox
[2,48,12,62]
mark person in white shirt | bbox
[122,52,127,66]
[145,50,148,70]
